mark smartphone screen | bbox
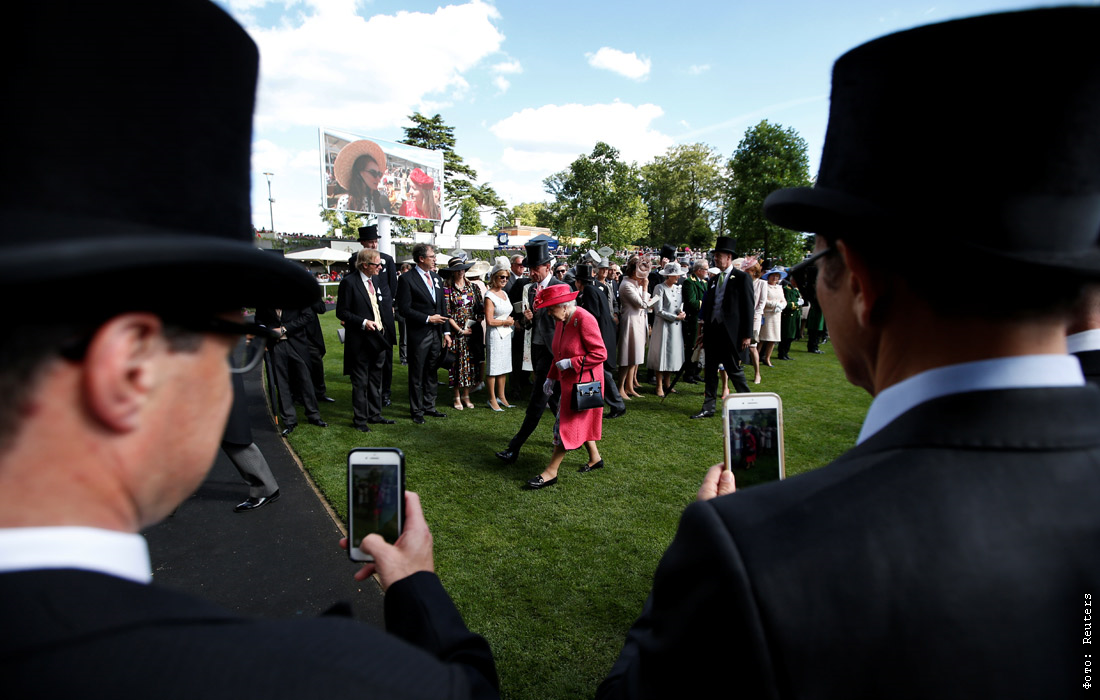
[347,448,405,562]
[723,393,784,488]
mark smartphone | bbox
[723,393,785,487]
[347,448,405,562]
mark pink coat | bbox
[548,306,607,450]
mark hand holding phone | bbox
[348,491,436,591]
[722,393,785,488]
[347,448,405,563]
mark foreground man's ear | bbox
[82,313,166,433]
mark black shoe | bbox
[606,408,626,419]
[353,425,371,433]
[319,396,336,403]
[525,475,557,490]
[412,416,425,425]
[690,410,715,419]
[308,418,328,427]
[281,425,297,437]
[808,349,824,354]
[382,398,392,407]
[424,410,447,418]
[578,459,604,473]
[682,377,699,384]
[495,448,518,464]
[367,418,395,425]
[234,489,280,513]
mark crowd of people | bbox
[5,3,1099,699]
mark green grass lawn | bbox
[285,312,870,700]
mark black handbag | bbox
[571,358,603,411]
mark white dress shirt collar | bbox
[1067,329,1100,354]
[857,354,1085,444]
[0,527,152,583]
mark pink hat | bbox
[534,284,579,309]
[409,168,434,188]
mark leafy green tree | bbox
[640,143,724,249]
[724,120,812,265]
[400,112,506,233]
[543,142,648,252]
[493,201,550,231]
[318,206,364,238]
[456,197,482,238]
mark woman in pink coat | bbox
[525,284,608,490]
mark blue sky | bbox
[217,0,1087,235]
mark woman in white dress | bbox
[759,267,787,367]
[483,258,515,411]
[616,255,654,399]
[647,262,686,397]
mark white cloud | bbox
[240,1,505,132]
[688,64,710,75]
[493,76,511,93]
[491,59,523,74]
[586,47,651,80]
[500,147,577,174]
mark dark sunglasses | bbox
[789,247,832,293]
[363,168,384,179]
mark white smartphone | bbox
[722,393,785,487]
[347,448,405,562]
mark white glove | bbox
[543,379,555,396]
[555,358,572,371]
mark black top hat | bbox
[357,225,380,242]
[763,7,1100,275]
[0,1,318,312]
[659,244,677,261]
[713,236,738,256]
[575,264,596,284]
[523,242,553,268]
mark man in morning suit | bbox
[495,241,569,463]
[254,303,328,436]
[598,8,1100,699]
[689,235,753,419]
[576,263,626,419]
[396,242,451,424]
[506,254,531,396]
[0,4,498,697]
[351,224,398,406]
[336,248,396,431]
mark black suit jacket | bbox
[1074,349,1100,385]
[396,266,446,344]
[699,267,753,346]
[598,385,1100,699]
[1,570,498,698]
[336,272,394,375]
[578,282,618,371]
[523,276,570,347]
[254,305,315,360]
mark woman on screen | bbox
[333,139,394,214]
[399,168,440,220]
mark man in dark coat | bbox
[506,254,531,396]
[494,241,569,463]
[395,243,451,424]
[576,264,626,419]
[351,224,398,406]
[690,235,754,418]
[0,5,499,697]
[336,248,396,431]
[600,8,1100,699]
[255,304,328,435]
[294,298,334,403]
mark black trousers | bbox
[700,329,750,413]
[269,341,320,426]
[350,347,386,427]
[407,330,442,418]
[382,347,393,402]
[511,328,530,396]
[603,367,625,412]
[507,343,559,452]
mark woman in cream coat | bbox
[647,262,686,397]
[617,255,654,399]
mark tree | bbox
[724,120,813,265]
[318,206,364,238]
[492,201,552,231]
[456,197,482,238]
[640,143,724,249]
[400,112,506,233]
[543,142,649,253]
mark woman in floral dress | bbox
[441,257,482,410]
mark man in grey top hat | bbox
[600,7,1100,698]
[0,3,498,696]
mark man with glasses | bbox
[396,243,452,424]
[0,3,498,696]
[337,248,396,432]
[600,8,1100,698]
[353,224,398,406]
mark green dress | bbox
[781,284,801,340]
[682,275,708,356]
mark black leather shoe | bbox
[308,418,328,427]
[412,416,425,425]
[367,418,395,425]
[808,349,824,354]
[319,396,336,403]
[525,475,558,490]
[495,448,518,464]
[353,425,371,433]
[578,459,604,473]
[382,397,392,407]
[690,410,715,419]
[424,410,447,418]
[234,489,280,513]
[606,408,626,419]
[281,425,296,437]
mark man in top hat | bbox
[396,243,452,424]
[506,254,532,396]
[337,248,396,431]
[0,3,497,696]
[495,241,570,463]
[689,235,754,418]
[351,224,398,406]
[599,8,1100,698]
[575,264,626,419]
